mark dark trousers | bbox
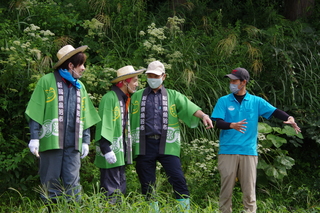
[100,166,126,203]
[135,137,189,199]
[39,148,81,201]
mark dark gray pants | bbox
[39,148,81,201]
[100,166,126,203]
[135,137,189,199]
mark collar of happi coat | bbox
[54,71,81,150]
[112,85,132,164]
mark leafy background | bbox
[0,0,319,211]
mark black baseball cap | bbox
[224,67,250,82]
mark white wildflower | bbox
[139,31,146,36]
[167,16,185,25]
[30,48,41,60]
[143,40,152,49]
[13,41,21,46]
[144,58,157,64]
[147,23,166,40]
[151,44,165,54]
[163,63,171,70]
[258,133,266,141]
[30,24,40,31]
[40,30,55,36]
[24,27,31,32]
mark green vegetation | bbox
[0,0,319,212]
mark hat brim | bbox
[145,70,163,75]
[53,45,88,69]
[224,74,240,80]
[111,69,145,83]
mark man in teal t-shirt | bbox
[211,67,301,213]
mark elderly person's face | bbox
[126,76,139,93]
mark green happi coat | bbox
[94,90,131,169]
[25,72,100,152]
[130,87,201,158]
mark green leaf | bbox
[282,125,297,136]
[266,134,287,148]
[289,138,303,147]
[265,166,279,178]
[276,166,287,179]
[275,155,295,169]
[296,132,304,139]
[265,165,286,179]
[259,139,273,148]
[272,127,283,134]
[283,125,304,138]
[258,122,273,134]
[257,158,269,169]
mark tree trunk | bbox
[284,0,315,21]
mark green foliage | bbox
[80,64,116,106]
[257,122,303,181]
[181,138,220,207]
[0,21,55,194]
[0,0,320,211]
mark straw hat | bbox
[53,45,88,69]
[111,66,145,83]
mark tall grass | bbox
[1,1,320,212]
[3,181,320,212]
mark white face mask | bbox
[147,78,163,89]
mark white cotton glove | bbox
[81,143,89,159]
[104,151,117,164]
[28,139,39,158]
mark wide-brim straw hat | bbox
[111,65,145,83]
[53,45,88,69]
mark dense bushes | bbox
[0,0,319,209]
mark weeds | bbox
[1,0,320,212]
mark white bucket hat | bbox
[53,45,88,69]
[111,65,145,83]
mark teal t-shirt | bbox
[211,92,276,156]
